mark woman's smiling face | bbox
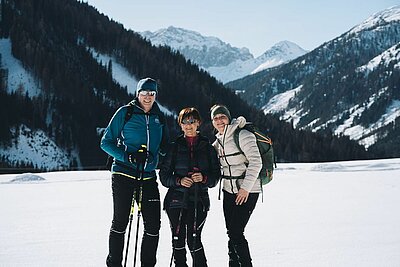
[180,117,200,137]
[212,114,229,134]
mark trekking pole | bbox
[169,189,188,267]
[133,184,143,267]
[192,182,199,267]
[133,145,147,267]
[123,194,136,267]
[169,206,184,267]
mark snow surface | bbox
[1,158,400,266]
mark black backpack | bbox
[105,103,135,170]
[233,123,275,186]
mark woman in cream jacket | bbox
[210,104,262,267]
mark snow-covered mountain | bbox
[252,41,308,73]
[0,39,41,97]
[227,5,400,154]
[0,124,80,170]
[0,38,77,170]
[0,37,133,170]
[141,26,253,69]
[140,26,307,83]
[0,0,380,172]
[0,40,175,171]
[208,41,308,83]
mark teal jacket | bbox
[100,99,169,179]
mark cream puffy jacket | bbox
[212,117,262,194]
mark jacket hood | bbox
[216,116,247,139]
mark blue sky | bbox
[84,0,399,57]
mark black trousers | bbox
[106,174,161,267]
[223,190,259,267]
[166,202,208,267]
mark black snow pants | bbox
[166,201,208,267]
[106,174,161,267]
[223,190,259,267]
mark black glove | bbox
[128,145,147,165]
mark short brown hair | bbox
[177,107,202,125]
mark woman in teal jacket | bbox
[101,77,169,267]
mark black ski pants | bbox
[223,190,259,267]
[166,202,208,267]
[106,174,161,267]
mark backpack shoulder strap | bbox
[123,102,135,125]
[234,126,255,155]
[116,103,135,138]
[233,128,244,154]
[106,103,135,169]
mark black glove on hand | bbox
[128,145,147,165]
[135,145,147,165]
